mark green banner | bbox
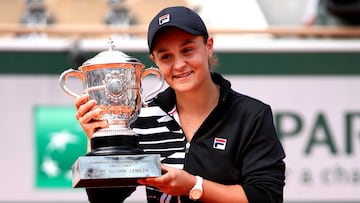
[1,51,360,75]
[34,105,87,188]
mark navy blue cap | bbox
[147,6,209,52]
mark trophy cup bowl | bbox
[59,40,163,188]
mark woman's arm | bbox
[138,164,249,203]
[75,93,108,152]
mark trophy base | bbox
[72,154,161,188]
[89,135,143,156]
[72,134,161,188]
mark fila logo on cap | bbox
[213,137,227,150]
[158,14,170,25]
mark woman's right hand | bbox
[75,93,108,139]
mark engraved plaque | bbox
[72,154,161,188]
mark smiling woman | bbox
[75,6,286,203]
[149,28,214,95]
[1,1,360,203]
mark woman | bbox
[75,6,285,203]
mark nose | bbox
[173,55,186,70]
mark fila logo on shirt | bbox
[213,137,227,150]
[159,14,170,25]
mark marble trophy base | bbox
[72,135,161,188]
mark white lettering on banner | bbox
[0,76,359,202]
[275,111,360,200]
[227,76,360,202]
[275,112,360,155]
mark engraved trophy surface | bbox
[59,39,163,187]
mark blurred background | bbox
[0,0,360,202]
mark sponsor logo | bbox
[159,14,170,25]
[34,106,87,188]
[213,137,227,150]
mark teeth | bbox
[174,72,192,78]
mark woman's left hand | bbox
[137,164,196,196]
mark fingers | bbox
[137,164,173,187]
[75,94,96,121]
[74,93,108,138]
[160,164,170,173]
[137,176,166,188]
[137,165,195,196]
[81,120,108,139]
[75,93,89,110]
[77,103,100,123]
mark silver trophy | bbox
[59,39,163,188]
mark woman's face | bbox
[151,27,213,93]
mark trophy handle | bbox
[59,68,84,98]
[141,67,164,106]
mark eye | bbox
[159,53,172,61]
[182,47,193,55]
